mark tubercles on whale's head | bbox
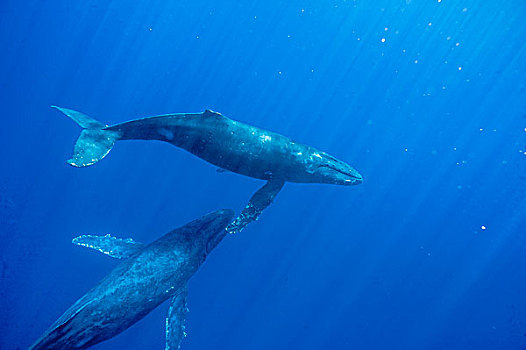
[309,152,363,186]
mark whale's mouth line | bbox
[206,235,215,255]
[205,231,226,255]
[318,164,361,180]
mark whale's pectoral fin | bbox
[166,286,188,350]
[52,106,120,167]
[72,234,145,259]
[226,179,285,234]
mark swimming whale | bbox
[29,209,234,350]
[53,106,362,233]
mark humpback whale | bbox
[29,209,234,350]
[53,106,362,233]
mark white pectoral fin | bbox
[72,234,144,259]
[166,286,189,350]
[226,178,285,234]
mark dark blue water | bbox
[2,1,526,349]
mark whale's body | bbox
[55,107,362,232]
[108,111,359,184]
[29,210,234,350]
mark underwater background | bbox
[1,0,526,349]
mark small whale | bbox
[29,209,234,350]
[53,106,363,232]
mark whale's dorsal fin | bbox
[72,234,144,259]
[203,109,224,119]
[166,286,188,350]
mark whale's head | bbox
[309,151,363,186]
[179,209,234,265]
[202,210,234,255]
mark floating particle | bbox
[414,59,418,64]
[428,22,432,26]
[381,38,386,43]
[384,27,389,31]
[458,66,462,70]
[481,225,486,230]
[462,8,468,12]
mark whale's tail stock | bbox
[52,106,119,167]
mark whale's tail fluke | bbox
[52,106,120,167]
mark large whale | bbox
[53,106,362,233]
[29,209,234,350]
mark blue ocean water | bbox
[1,0,526,349]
